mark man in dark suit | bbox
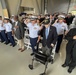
[62,28,76,73]
[38,19,58,56]
[13,16,25,52]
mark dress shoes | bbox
[12,45,16,47]
[21,49,25,52]
[10,44,12,46]
[18,48,22,50]
[4,42,9,45]
[68,67,75,73]
[12,43,17,47]
[51,59,54,64]
[30,53,34,56]
[62,64,68,67]
[1,41,4,43]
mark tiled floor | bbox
[0,41,76,75]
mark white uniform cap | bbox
[30,16,37,20]
[11,15,14,16]
[58,15,65,18]
[4,17,9,20]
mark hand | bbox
[73,36,76,40]
[39,26,43,30]
[37,40,39,43]
[24,20,27,24]
[15,26,18,28]
[51,43,54,47]
[12,31,15,36]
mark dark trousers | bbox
[7,32,15,46]
[55,35,63,53]
[1,30,9,43]
[42,46,52,56]
[0,32,1,41]
[64,41,76,68]
[30,37,38,53]
[0,32,4,42]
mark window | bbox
[24,7,34,11]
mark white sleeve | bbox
[27,23,31,28]
[53,23,57,28]
[9,23,12,30]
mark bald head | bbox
[14,15,19,21]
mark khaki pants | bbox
[18,39,24,49]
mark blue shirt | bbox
[45,26,50,39]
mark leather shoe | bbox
[51,59,54,64]
[12,43,17,47]
[62,64,67,67]
[4,42,9,45]
[10,44,12,46]
[30,53,34,56]
[21,49,25,52]
[68,67,75,73]
[18,48,22,50]
[12,44,16,47]
[1,41,4,43]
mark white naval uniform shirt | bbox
[4,22,12,32]
[27,23,40,38]
[53,22,68,35]
[0,20,5,31]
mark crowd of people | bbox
[0,12,76,73]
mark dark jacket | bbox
[65,28,76,41]
[39,26,58,48]
[14,21,24,40]
[65,28,76,53]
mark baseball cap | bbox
[43,19,50,25]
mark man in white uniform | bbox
[0,16,3,42]
[0,16,9,44]
[26,16,40,55]
[4,18,16,47]
[53,17,68,53]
